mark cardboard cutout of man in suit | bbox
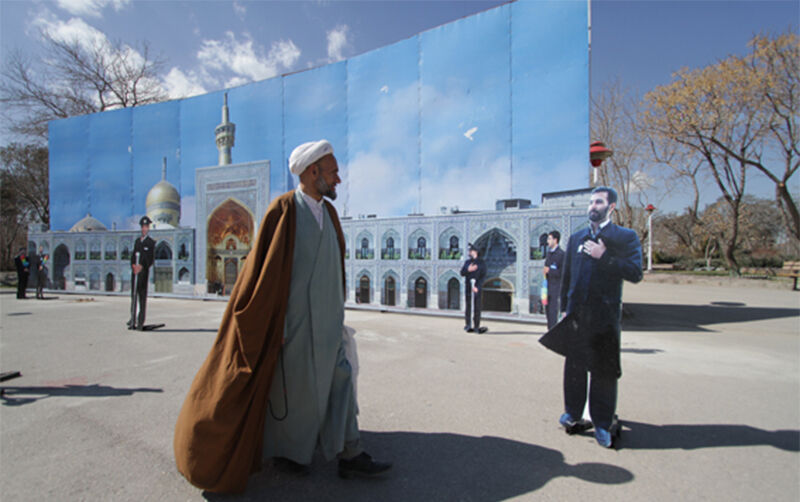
[543,186,642,448]
[543,230,564,330]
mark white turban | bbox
[289,140,334,176]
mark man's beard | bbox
[588,207,608,222]
[315,175,337,200]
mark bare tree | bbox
[0,143,49,225]
[0,169,31,270]
[1,31,167,141]
[591,80,662,242]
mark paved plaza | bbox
[1,280,798,501]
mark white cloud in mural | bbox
[420,154,512,216]
[326,25,350,62]
[346,83,419,217]
[348,152,418,217]
[55,0,130,18]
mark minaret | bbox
[215,92,236,166]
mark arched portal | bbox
[384,275,396,306]
[178,267,191,283]
[53,244,70,290]
[414,277,427,308]
[155,241,173,260]
[154,241,173,293]
[358,275,371,304]
[447,277,460,310]
[224,258,238,293]
[482,277,514,313]
[474,229,517,309]
[207,199,254,294]
[105,273,115,292]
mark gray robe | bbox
[262,191,359,464]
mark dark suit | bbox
[129,235,155,328]
[544,246,565,329]
[460,256,487,329]
[14,254,30,299]
[559,222,642,429]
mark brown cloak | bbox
[173,190,346,493]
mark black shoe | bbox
[273,457,310,476]
[338,452,392,479]
[464,325,472,332]
[477,327,488,334]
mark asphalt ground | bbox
[1,281,798,501]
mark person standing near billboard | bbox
[128,216,155,330]
[460,244,487,333]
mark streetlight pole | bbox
[646,204,656,272]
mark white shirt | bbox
[590,218,611,239]
[299,188,325,230]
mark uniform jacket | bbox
[544,246,565,298]
[173,191,345,494]
[14,254,30,276]
[460,257,487,292]
[552,222,642,377]
[132,235,155,275]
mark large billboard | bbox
[49,0,588,231]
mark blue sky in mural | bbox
[43,0,590,231]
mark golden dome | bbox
[146,158,181,228]
[70,213,107,232]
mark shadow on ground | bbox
[622,303,800,332]
[0,384,162,406]
[155,328,219,333]
[203,431,633,501]
[616,421,800,452]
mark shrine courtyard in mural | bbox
[29,0,594,319]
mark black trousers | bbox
[17,273,28,299]
[545,292,561,330]
[563,356,618,430]
[464,289,482,329]
[129,273,148,328]
[36,272,45,299]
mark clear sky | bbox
[591,0,798,97]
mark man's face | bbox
[141,223,150,235]
[588,192,614,222]
[547,235,557,248]
[469,249,478,259]
[314,155,341,200]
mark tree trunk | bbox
[776,182,800,241]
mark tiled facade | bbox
[26,225,196,295]
[341,189,592,319]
